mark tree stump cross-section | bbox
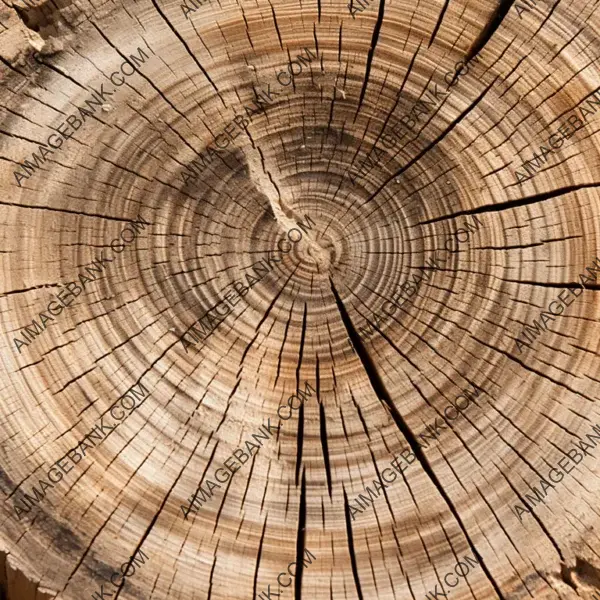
[1,0,600,598]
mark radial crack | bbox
[329,278,506,600]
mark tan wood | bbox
[1,0,600,598]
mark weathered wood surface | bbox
[1,0,600,598]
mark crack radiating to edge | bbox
[329,278,506,599]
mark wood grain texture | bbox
[1,0,600,598]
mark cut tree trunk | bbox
[1,0,600,598]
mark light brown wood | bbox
[2,0,600,598]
